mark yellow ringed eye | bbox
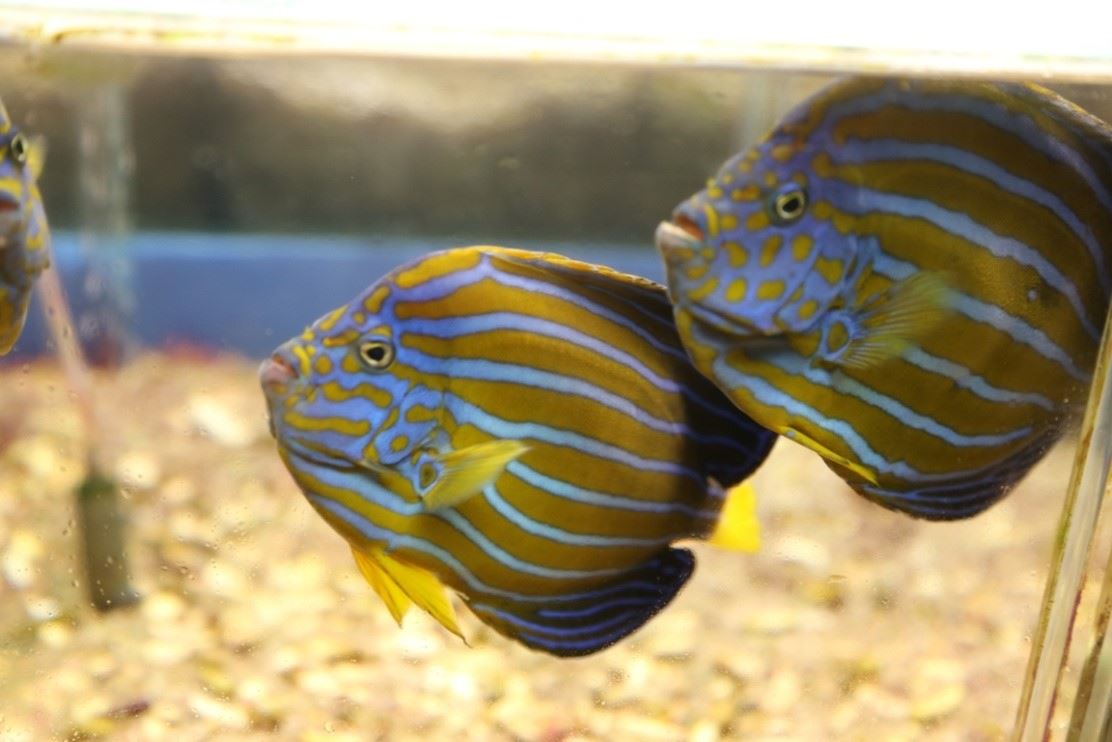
[358,340,394,369]
[9,132,28,166]
[771,188,808,225]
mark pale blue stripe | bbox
[874,254,1089,380]
[445,392,703,480]
[710,354,921,480]
[403,349,747,451]
[310,496,643,603]
[903,347,1057,411]
[507,462,715,518]
[824,84,1112,216]
[839,138,1110,296]
[782,357,1036,449]
[483,483,672,548]
[403,313,685,394]
[837,186,1100,340]
[300,461,634,578]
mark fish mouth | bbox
[654,218,705,264]
[258,352,298,393]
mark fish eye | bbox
[8,132,28,165]
[771,187,808,225]
[358,340,394,370]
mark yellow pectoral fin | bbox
[423,440,530,511]
[371,548,466,642]
[785,428,879,486]
[841,271,952,370]
[706,481,761,553]
[351,545,412,626]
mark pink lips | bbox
[259,354,297,390]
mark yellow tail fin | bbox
[706,481,761,552]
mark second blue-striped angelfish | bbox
[0,98,50,355]
[259,246,776,656]
[656,76,1112,520]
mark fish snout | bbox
[655,217,705,267]
[259,352,298,392]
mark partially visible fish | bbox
[656,77,1112,520]
[260,246,776,656]
[0,98,50,355]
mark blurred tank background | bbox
[0,4,1111,740]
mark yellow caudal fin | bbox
[784,428,880,486]
[351,545,412,626]
[840,272,952,370]
[356,544,466,642]
[706,480,761,552]
[422,440,530,511]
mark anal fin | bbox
[469,548,695,657]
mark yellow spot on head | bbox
[746,211,769,231]
[724,241,747,267]
[363,286,389,314]
[763,172,778,188]
[812,201,834,220]
[736,160,752,174]
[394,250,482,289]
[705,186,724,199]
[770,143,795,162]
[826,320,849,352]
[699,247,715,262]
[718,173,734,185]
[313,355,333,375]
[702,204,721,237]
[791,234,814,262]
[405,404,438,424]
[322,329,361,348]
[759,235,782,267]
[342,354,362,374]
[725,278,748,303]
[792,173,808,186]
[316,307,346,333]
[687,277,720,302]
[685,263,710,281]
[391,435,409,453]
[292,345,313,376]
[719,213,738,231]
[815,257,844,285]
[811,152,835,177]
[756,280,785,301]
[797,299,819,321]
[731,185,760,202]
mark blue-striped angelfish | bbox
[259,246,776,656]
[0,97,49,355]
[655,77,1112,520]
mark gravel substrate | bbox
[0,353,1105,741]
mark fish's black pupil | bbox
[360,341,392,368]
[10,134,27,164]
[773,189,807,223]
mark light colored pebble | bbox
[23,595,60,622]
[644,609,699,659]
[2,529,43,589]
[689,719,721,742]
[187,394,255,448]
[774,534,831,573]
[187,692,250,729]
[114,450,162,491]
[761,670,802,715]
[142,590,186,623]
